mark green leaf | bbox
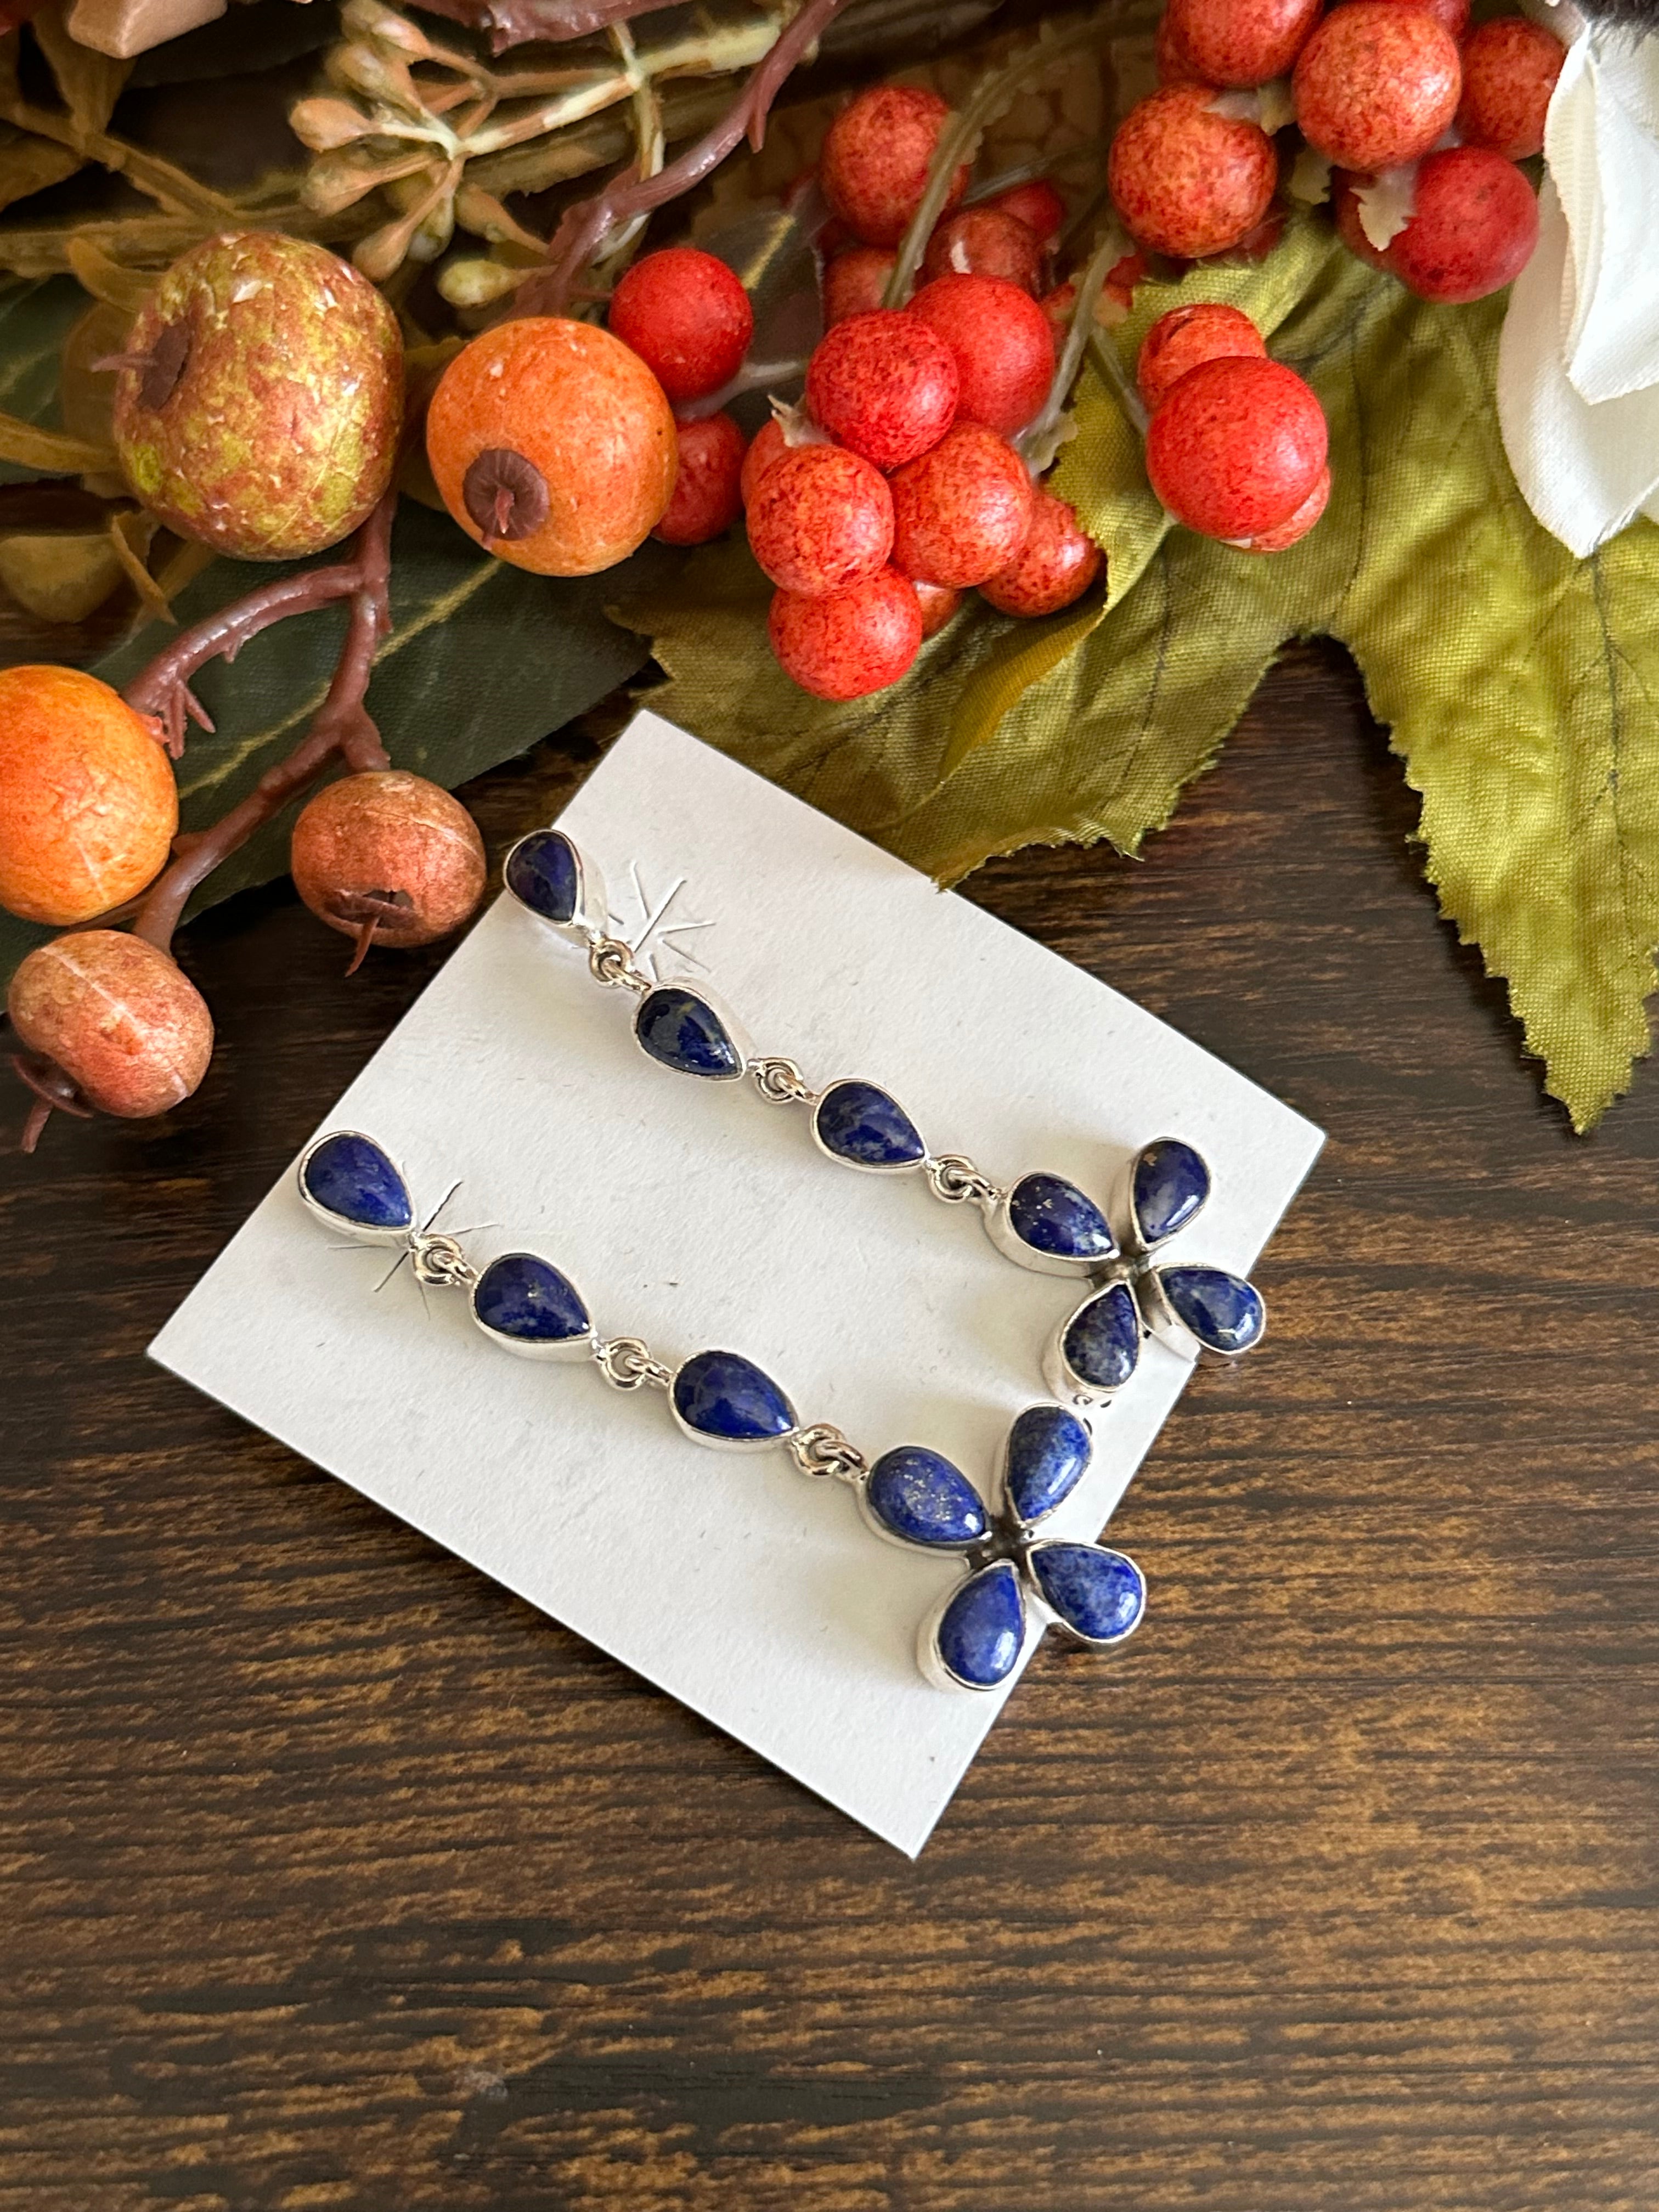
[0,505,677,993]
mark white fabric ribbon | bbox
[1497,3,1659,553]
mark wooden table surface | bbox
[3,641,1656,2212]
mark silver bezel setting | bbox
[983,1174,1119,1278]
[809,1076,929,1177]
[915,1560,1029,1695]
[502,826,607,945]
[469,1254,597,1363]
[296,1128,416,1246]
[1023,1537,1146,1650]
[1042,1282,1143,1412]
[633,975,755,1084]
[1137,1265,1267,1363]
[1109,1136,1212,1257]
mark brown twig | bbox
[513,0,856,318]
[12,1055,94,1158]
[129,491,396,955]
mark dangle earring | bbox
[505,825,1267,1415]
[296,1127,1147,1693]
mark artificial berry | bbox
[890,422,1035,588]
[805,309,959,471]
[1457,16,1565,161]
[606,246,754,404]
[1137,302,1266,412]
[978,489,1102,616]
[1164,0,1324,87]
[1146,355,1328,538]
[740,416,789,505]
[921,207,1044,295]
[769,567,923,698]
[1040,252,1146,338]
[653,412,747,544]
[909,273,1055,436]
[746,443,894,595]
[1108,86,1279,259]
[1156,10,1205,82]
[8,929,212,1119]
[822,246,896,327]
[1234,464,1330,551]
[981,180,1066,245]
[1293,5,1462,172]
[820,86,969,249]
[427,317,676,575]
[913,579,964,636]
[1353,0,1470,38]
[1384,145,1540,302]
[290,770,486,968]
[0,665,177,926]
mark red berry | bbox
[652,411,747,545]
[822,245,896,327]
[1353,0,1470,38]
[8,930,212,1120]
[978,489,1102,616]
[1146,356,1328,538]
[805,309,958,471]
[909,273,1055,435]
[1156,10,1206,82]
[740,416,789,505]
[921,207,1044,295]
[1293,5,1462,171]
[820,86,969,249]
[769,567,923,698]
[913,579,963,636]
[290,770,486,960]
[1165,0,1324,87]
[1384,144,1540,302]
[746,442,894,595]
[1457,16,1564,161]
[1137,302,1266,411]
[1233,463,1329,551]
[1109,86,1278,259]
[607,246,754,405]
[890,422,1035,588]
[981,180,1066,244]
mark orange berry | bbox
[8,930,212,1119]
[426,318,677,575]
[0,665,177,926]
[290,771,486,958]
[1109,86,1279,259]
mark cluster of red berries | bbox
[1122,0,1559,304]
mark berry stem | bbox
[1017,222,1141,473]
[511,0,855,318]
[128,490,397,956]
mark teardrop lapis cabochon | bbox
[813,1079,926,1172]
[672,1349,797,1449]
[472,1252,591,1357]
[930,1560,1026,1692]
[1158,1265,1265,1356]
[1055,1281,1142,1398]
[866,1447,989,1549]
[1028,1541,1146,1647]
[1131,1137,1210,1247]
[298,1131,413,1235]
[1002,1404,1093,1526]
[635,986,744,1080]
[504,827,583,927]
[997,1171,1117,1272]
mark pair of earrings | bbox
[294,821,1267,1695]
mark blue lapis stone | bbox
[301,1132,412,1231]
[1003,1404,1093,1525]
[1160,1265,1265,1354]
[1008,1173,1117,1263]
[505,828,580,924]
[673,1349,796,1443]
[473,1252,590,1344]
[635,987,743,1080]
[1133,1137,1210,1246]
[934,1561,1026,1690]
[1061,1282,1142,1392]
[867,1447,989,1549]
[1029,1542,1146,1645]
[815,1080,926,1170]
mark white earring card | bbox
[150,710,1323,1855]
